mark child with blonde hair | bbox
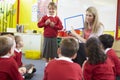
[0,36,24,80]
[13,35,36,80]
[37,2,63,64]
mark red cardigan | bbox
[0,57,24,80]
[13,49,23,67]
[106,48,120,76]
[37,15,63,38]
[43,60,82,80]
[83,58,115,80]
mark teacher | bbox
[71,6,104,66]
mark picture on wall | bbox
[37,0,52,21]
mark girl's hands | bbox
[45,19,50,25]
[50,22,55,28]
[45,19,55,28]
[70,26,78,37]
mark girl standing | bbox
[37,2,63,64]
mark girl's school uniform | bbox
[83,57,115,80]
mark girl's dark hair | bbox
[99,34,114,49]
[85,37,107,64]
[60,37,79,57]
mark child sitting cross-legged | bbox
[43,37,82,80]
[13,35,36,80]
[99,34,120,80]
[83,37,115,80]
[0,36,24,80]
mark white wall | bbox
[57,0,117,31]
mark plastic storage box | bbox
[25,50,41,59]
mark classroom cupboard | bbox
[15,33,42,53]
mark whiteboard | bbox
[64,14,84,31]
[57,0,117,31]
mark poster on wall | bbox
[32,3,38,22]
[37,0,52,21]
[116,0,120,40]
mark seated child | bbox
[0,36,24,80]
[99,34,120,80]
[67,31,87,67]
[43,37,82,80]
[13,35,36,80]
[83,37,115,80]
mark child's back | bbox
[0,36,23,80]
[0,57,23,80]
[43,37,82,80]
[45,59,82,80]
[99,34,120,79]
[83,57,115,80]
[83,37,115,80]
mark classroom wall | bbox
[57,0,117,32]
[0,1,119,57]
[18,0,116,35]
[17,0,117,37]
[18,0,120,57]
[0,0,17,32]
[13,1,17,29]
[19,0,43,33]
[0,0,116,35]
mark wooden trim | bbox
[17,0,20,24]
[116,0,120,40]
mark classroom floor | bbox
[22,55,46,80]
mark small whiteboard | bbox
[64,14,84,31]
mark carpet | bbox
[22,55,46,80]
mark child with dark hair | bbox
[0,36,24,80]
[43,37,82,80]
[83,37,115,80]
[99,34,120,80]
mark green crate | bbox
[57,37,62,47]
